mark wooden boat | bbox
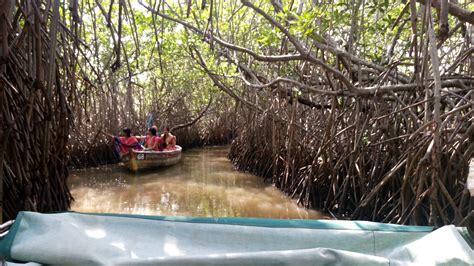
[122,145,182,171]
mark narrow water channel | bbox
[69,146,326,219]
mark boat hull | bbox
[122,145,182,171]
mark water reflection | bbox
[69,146,326,219]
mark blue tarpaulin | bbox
[0,211,472,265]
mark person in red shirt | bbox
[137,126,162,151]
[107,128,141,158]
[160,126,176,151]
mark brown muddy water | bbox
[69,146,326,219]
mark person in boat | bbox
[107,128,141,158]
[160,126,176,151]
[137,126,162,151]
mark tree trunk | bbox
[0,0,14,223]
